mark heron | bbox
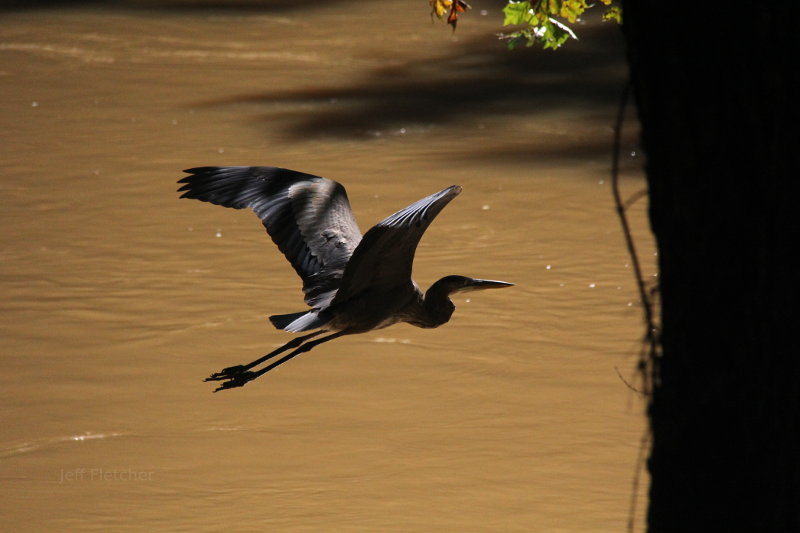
[178,166,513,391]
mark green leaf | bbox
[502,1,533,26]
[603,6,622,23]
[559,0,589,23]
[540,18,572,50]
[549,16,577,40]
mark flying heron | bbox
[178,166,513,391]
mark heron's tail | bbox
[269,311,330,332]
[269,311,306,329]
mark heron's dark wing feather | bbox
[332,185,462,304]
[178,166,362,307]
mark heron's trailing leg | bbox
[210,331,347,392]
[205,331,325,383]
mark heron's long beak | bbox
[465,279,515,291]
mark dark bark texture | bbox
[620,2,800,531]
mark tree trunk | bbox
[620,3,800,531]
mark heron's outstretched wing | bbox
[331,185,462,304]
[178,166,362,307]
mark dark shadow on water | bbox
[193,16,630,162]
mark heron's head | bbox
[429,275,514,297]
[415,275,512,328]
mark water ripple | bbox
[0,431,126,459]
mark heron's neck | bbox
[414,283,455,328]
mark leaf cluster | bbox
[430,0,471,30]
[501,0,620,50]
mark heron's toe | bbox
[212,371,258,392]
[205,364,247,382]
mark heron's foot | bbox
[204,364,248,382]
[209,370,259,392]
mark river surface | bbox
[0,2,653,531]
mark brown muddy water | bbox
[0,1,654,531]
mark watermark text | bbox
[59,468,154,483]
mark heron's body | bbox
[178,166,512,391]
[321,279,457,332]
